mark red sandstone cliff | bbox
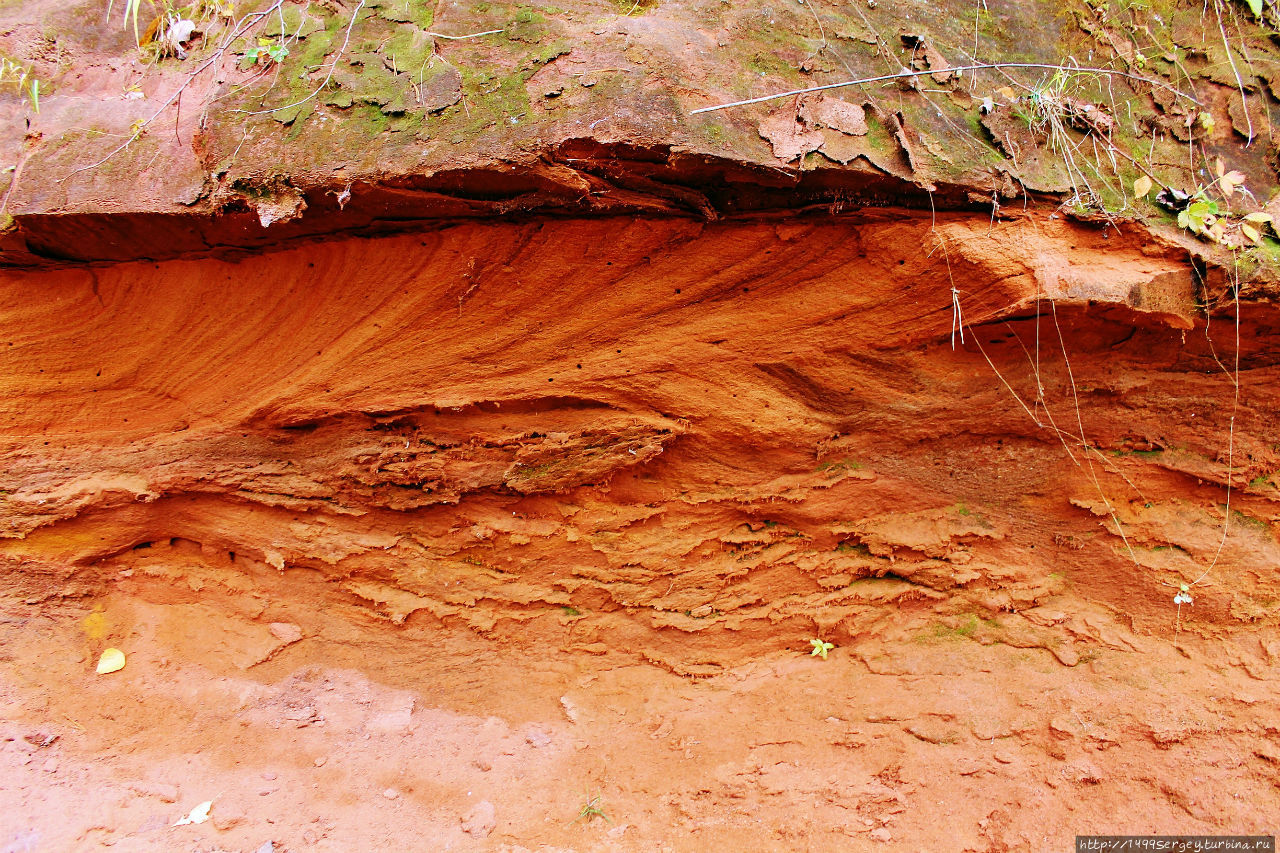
[1,0,1279,847]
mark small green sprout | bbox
[575,794,610,824]
[243,37,289,66]
[809,638,835,660]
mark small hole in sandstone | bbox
[675,289,681,294]
[548,378,554,382]
[898,260,905,265]
[576,364,582,369]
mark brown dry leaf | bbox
[798,96,868,136]
[816,130,870,164]
[758,112,825,162]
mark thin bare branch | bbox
[60,0,288,182]
[237,0,367,117]
[424,28,504,40]
[690,62,1201,114]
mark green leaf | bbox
[1246,0,1263,17]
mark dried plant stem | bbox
[690,62,1200,114]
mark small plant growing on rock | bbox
[1172,582,1194,635]
[0,57,39,112]
[242,37,289,67]
[809,638,834,660]
[575,793,610,824]
[1145,161,1276,247]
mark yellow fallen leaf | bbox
[1243,212,1273,225]
[1133,175,1152,197]
[1241,223,1261,244]
[96,648,126,674]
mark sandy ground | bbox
[2,564,1278,852]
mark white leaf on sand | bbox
[96,648,126,674]
[173,801,213,827]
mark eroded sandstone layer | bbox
[3,211,1277,667]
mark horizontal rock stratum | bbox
[3,211,1276,670]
